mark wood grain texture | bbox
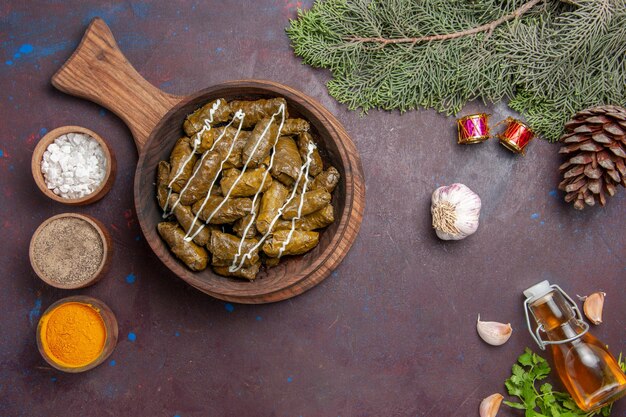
[31,125,116,205]
[52,19,365,303]
[51,18,182,151]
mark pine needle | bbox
[286,0,626,142]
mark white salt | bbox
[41,133,107,199]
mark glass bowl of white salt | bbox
[31,126,116,205]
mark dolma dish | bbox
[156,97,338,280]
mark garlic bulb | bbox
[477,315,512,346]
[431,183,481,240]
[479,393,503,417]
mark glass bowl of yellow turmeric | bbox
[36,296,118,373]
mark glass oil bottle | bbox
[524,280,626,412]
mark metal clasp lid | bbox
[523,281,589,350]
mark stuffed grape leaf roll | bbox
[220,166,272,197]
[168,137,198,192]
[179,151,222,205]
[310,166,340,193]
[209,230,260,268]
[256,181,289,234]
[213,263,261,281]
[271,136,301,186]
[274,204,334,231]
[197,126,226,154]
[262,230,320,257]
[157,222,208,271]
[233,198,260,239]
[192,196,252,224]
[282,189,332,220]
[297,132,323,176]
[156,161,171,210]
[169,194,211,246]
[229,98,288,129]
[183,98,232,136]
[242,117,280,167]
[281,118,310,135]
[199,127,250,169]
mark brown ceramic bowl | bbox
[31,125,116,205]
[29,213,112,289]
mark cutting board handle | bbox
[52,18,182,151]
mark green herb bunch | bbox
[286,0,626,141]
[504,348,625,417]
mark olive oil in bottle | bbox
[524,281,626,412]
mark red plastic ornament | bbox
[457,113,490,144]
[498,118,535,155]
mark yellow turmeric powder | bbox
[39,302,106,368]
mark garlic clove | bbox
[476,315,512,346]
[479,393,503,417]
[582,292,606,325]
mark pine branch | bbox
[346,0,544,45]
[286,0,626,142]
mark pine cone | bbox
[558,105,626,210]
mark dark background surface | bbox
[0,1,624,416]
